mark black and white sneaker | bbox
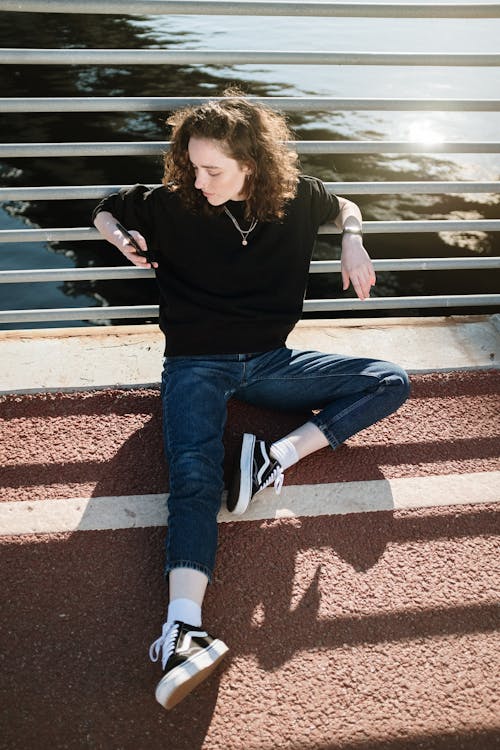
[149,621,229,710]
[227,433,285,515]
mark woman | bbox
[93,93,410,710]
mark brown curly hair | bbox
[163,92,300,221]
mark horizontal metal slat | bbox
[2,140,500,157]
[0,267,156,283]
[317,221,500,234]
[1,258,499,284]
[304,294,500,312]
[0,182,496,202]
[1,294,499,324]
[1,182,498,202]
[324,181,500,194]
[310,257,500,273]
[2,1,499,19]
[294,141,500,155]
[2,49,499,66]
[1,221,499,244]
[1,97,498,113]
[0,306,158,323]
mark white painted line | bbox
[0,472,499,537]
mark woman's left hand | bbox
[341,235,376,300]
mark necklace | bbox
[224,206,258,246]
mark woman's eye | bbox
[208,172,220,177]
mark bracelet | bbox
[342,226,363,238]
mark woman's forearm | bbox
[94,210,121,247]
[335,196,363,231]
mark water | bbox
[0,4,499,329]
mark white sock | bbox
[167,598,202,628]
[269,438,299,470]
[271,421,329,468]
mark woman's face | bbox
[188,137,250,205]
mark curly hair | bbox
[163,92,300,221]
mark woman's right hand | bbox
[112,226,157,268]
[94,211,158,268]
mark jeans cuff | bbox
[164,559,213,584]
[309,416,340,450]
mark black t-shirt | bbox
[92,175,340,355]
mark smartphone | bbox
[116,221,154,262]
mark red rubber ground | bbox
[1,371,498,502]
[0,370,499,749]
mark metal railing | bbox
[3,49,500,66]
[2,140,500,157]
[2,257,500,284]
[0,0,499,325]
[2,220,500,246]
[2,97,499,113]
[2,183,499,202]
[1,1,499,18]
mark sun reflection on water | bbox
[407,119,445,145]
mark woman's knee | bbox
[381,363,411,407]
[169,449,225,496]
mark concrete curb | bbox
[1,314,499,394]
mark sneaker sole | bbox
[227,433,255,515]
[155,639,229,711]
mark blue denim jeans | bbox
[161,347,410,581]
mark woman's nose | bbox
[194,172,206,189]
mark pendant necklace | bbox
[224,206,258,246]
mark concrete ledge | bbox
[0,314,499,394]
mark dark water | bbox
[0,9,499,329]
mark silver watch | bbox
[342,226,363,238]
